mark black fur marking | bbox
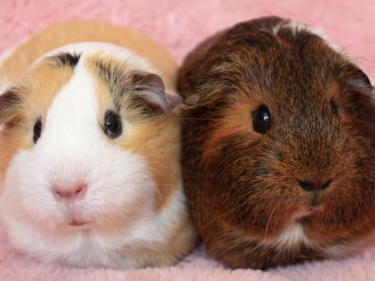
[50,52,81,68]
[0,90,22,112]
[0,89,24,127]
[94,59,167,116]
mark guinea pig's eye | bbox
[330,100,338,116]
[104,110,122,139]
[33,118,42,143]
[252,105,271,134]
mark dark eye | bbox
[330,100,338,115]
[33,118,42,143]
[104,110,122,138]
[252,105,271,134]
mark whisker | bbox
[264,207,276,240]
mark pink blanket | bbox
[1,0,375,280]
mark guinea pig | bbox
[0,21,196,269]
[178,16,375,269]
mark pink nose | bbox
[52,183,87,201]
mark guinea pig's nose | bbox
[298,180,331,192]
[52,183,87,201]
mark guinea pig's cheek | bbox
[1,149,62,228]
[82,147,157,228]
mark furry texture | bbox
[178,16,375,269]
[1,0,375,280]
[0,41,195,269]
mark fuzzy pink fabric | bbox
[1,0,375,280]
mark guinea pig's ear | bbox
[165,90,183,109]
[183,94,201,107]
[341,65,373,94]
[0,89,23,129]
[338,65,375,120]
[129,71,181,113]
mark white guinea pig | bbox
[0,22,196,269]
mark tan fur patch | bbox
[133,205,195,266]
[119,118,181,211]
[0,58,74,178]
[0,130,20,187]
[85,54,181,211]
[0,21,176,92]
[21,58,74,118]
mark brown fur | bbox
[178,16,375,269]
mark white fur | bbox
[263,223,315,251]
[272,20,341,53]
[263,221,374,258]
[0,82,10,96]
[0,44,184,269]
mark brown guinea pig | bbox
[178,16,375,269]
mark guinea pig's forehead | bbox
[227,47,337,95]
[16,53,77,110]
[83,53,142,109]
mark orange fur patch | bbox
[0,21,176,92]
[85,54,181,211]
[0,58,74,179]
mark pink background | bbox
[1,0,374,77]
[1,0,375,280]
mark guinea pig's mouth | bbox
[68,220,90,227]
[293,199,324,220]
[293,208,319,221]
[300,192,323,212]
[305,205,323,215]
